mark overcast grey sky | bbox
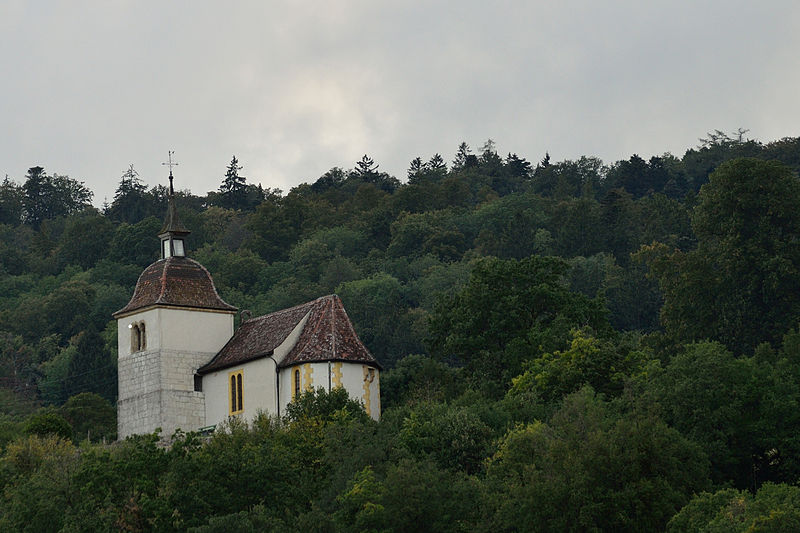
[1,1,798,205]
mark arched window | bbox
[130,322,147,352]
[139,322,146,351]
[229,370,244,415]
[237,373,243,412]
[294,369,301,399]
[131,324,139,352]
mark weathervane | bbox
[162,150,179,194]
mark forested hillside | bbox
[2,131,800,531]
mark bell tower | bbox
[113,165,236,439]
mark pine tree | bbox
[354,155,379,182]
[107,165,150,223]
[219,156,247,209]
[452,142,472,170]
[407,157,425,182]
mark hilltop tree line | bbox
[1,131,800,530]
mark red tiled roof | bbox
[197,295,380,374]
[113,257,237,317]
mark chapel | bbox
[112,172,381,439]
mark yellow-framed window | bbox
[229,370,244,415]
[293,368,301,399]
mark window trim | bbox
[130,321,146,352]
[229,369,244,415]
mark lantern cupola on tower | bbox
[159,170,189,259]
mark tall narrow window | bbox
[229,370,244,415]
[131,324,140,352]
[294,369,301,399]
[139,322,146,350]
[236,373,243,412]
[230,375,236,410]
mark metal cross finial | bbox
[162,150,178,194]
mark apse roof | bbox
[197,294,380,374]
[113,257,237,317]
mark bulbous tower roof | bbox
[113,256,236,318]
[114,164,236,319]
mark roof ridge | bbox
[284,299,328,362]
[250,295,334,322]
[330,296,337,359]
[157,258,169,303]
[336,296,369,356]
[190,257,232,307]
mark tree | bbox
[452,142,474,170]
[668,483,800,533]
[0,334,36,395]
[641,158,800,352]
[607,154,649,197]
[427,153,447,176]
[106,164,153,224]
[22,166,51,228]
[349,155,399,193]
[218,156,247,210]
[397,401,493,474]
[107,215,161,267]
[407,156,425,182]
[652,341,800,488]
[379,354,463,409]
[22,167,92,228]
[0,177,24,226]
[599,187,641,262]
[0,434,79,531]
[428,256,611,393]
[681,129,763,192]
[57,209,114,269]
[509,329,652,403]
[66,328,116,402]
[505,153,531,177]
[62,392,116,442]
[484,388,709,532]
[332,460,480,533]
[337,273,424,367]
[284,387,368,425]
[23,408,73,440]
[354,155,378,181]
[311,167,346,193]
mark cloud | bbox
[0,1,798,203]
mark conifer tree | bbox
[219,156,247,210]
[107,165,150,223]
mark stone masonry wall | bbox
[118,348,161,438]
[118,348,216,438]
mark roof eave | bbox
[278,357,382,371]
[196,349,275,376]
[113,302,238,320]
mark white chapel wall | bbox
[337,362,380,420]
[158,308,234,354]
[278,361,381,420]
[203,357,277,429]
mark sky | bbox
[1,1,799,206]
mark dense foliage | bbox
[1,132,800,531]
